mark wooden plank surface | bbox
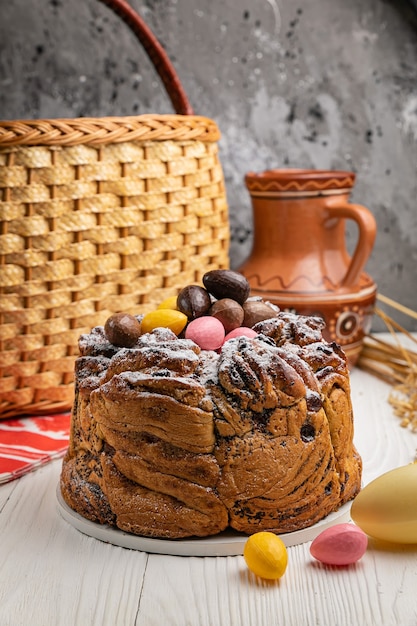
[1,347,417,626]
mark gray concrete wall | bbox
[1,0,416,330]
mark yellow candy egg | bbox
[157,295,179,311]
[141,309,187,336]
[351,462,417,544]
[243,532,288,580]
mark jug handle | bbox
[324,197,377,288]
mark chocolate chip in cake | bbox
[306,390,323,412]
[300,422,316,442]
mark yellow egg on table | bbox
[141,309,187,336]
[351,462,417,544]
[243,532,288,580]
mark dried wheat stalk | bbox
[357,294,417,432]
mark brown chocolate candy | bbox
[104,312,141,347]
[209,298,244,333]
[177,285,211,320]
[202,270,250,305]
[243,300,279,327]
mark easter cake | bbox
[60,270,362,539]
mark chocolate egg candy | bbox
[310,523,368,566]
[185,316,225,350]
[351,462,417,544]
[141,309,188,336]
[224,327,258,342]
[209,298,244,333]
[104,312,141,347]
[244,532,288,580]
[177,285,211,320]
[202,270,250,305]
[243,300,279,327]
[158,295,179,310]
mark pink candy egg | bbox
[185,316,225,350]
[224,327,258,342]
[310,523,368,566]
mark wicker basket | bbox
[0,0,230,418]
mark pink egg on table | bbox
[224,327,258,342]
[310,523,368,566]
[185,316,225,350]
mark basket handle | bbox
[98,0,194,115]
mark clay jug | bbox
[239,169,377,366]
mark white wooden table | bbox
[1,347,417,626]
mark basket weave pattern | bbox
[0,116,229,417]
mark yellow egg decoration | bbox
[157,296,179,311]
[243,532,288,580]
[351,462,417,544]
[140,309,188,336]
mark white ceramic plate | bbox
[56,486,351,556]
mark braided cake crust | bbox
[60,313,361,539]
